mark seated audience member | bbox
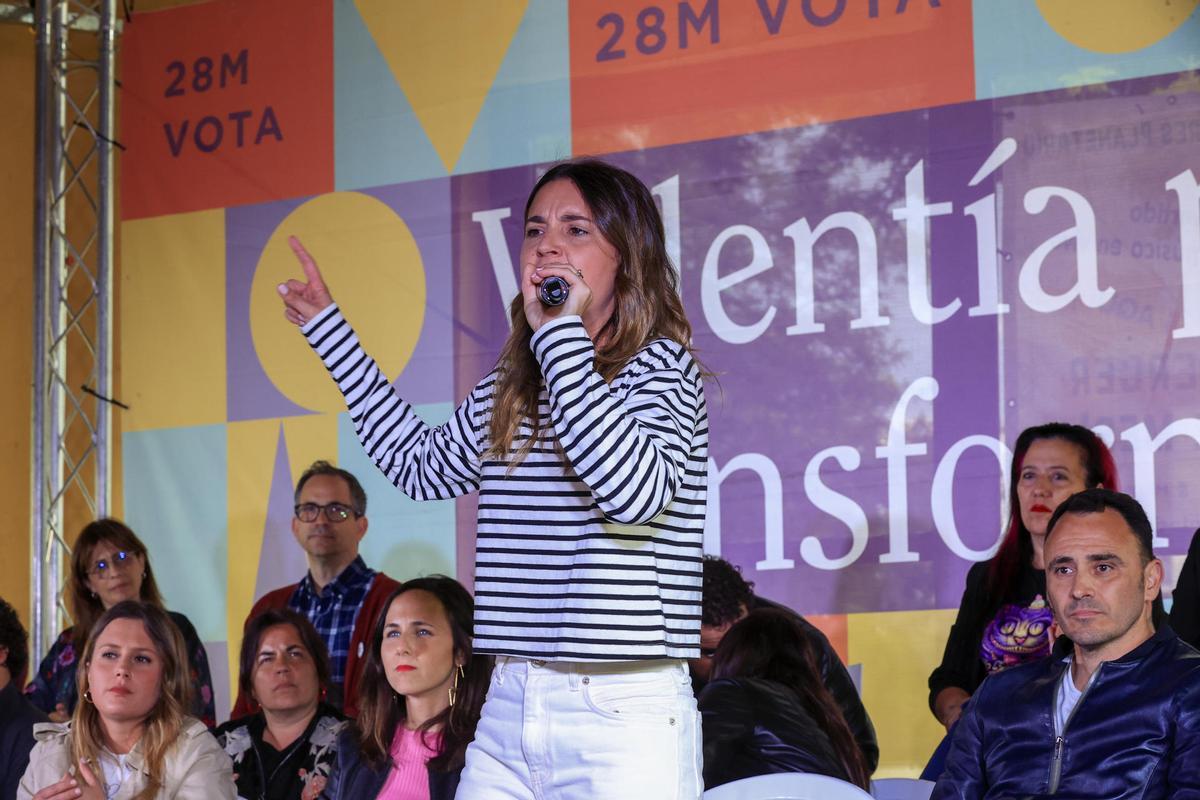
[933,489,1200,800]
[233,461,399,718]
[24,519,216,727]
[19,601,235,799]
[1170,527,1200,649]
[928,424,1117,733]
[214,609,346,800]
[323,577,491,800]
[695,555,878,773]
[1,597,49,799]
[698,608,871,792]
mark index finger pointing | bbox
[287,236,325,285]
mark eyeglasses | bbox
[88,550,138,578]
[294,502,360,523]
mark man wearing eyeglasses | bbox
[231,460,400,718]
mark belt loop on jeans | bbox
[493,655,509,686]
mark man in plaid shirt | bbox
[232,461,400,717]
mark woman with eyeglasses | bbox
[18,601,235,800]
[24,519,216,728]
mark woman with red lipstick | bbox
[322,577,491,800]
[278,159,707,798]
[214,610,346,800]
[18,601,235,800]
[918,423,1116,780]
[24,519,216,728]
[928,424,1117,733]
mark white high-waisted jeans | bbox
[455,657,702,800]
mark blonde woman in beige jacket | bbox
[19,602,234,800]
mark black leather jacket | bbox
[747,595,879,773]
[699,677,854,790]
[933,625,1200,799]
[320,728,460,800]
[1,682,49,800]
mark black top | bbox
[928,559,1051,711]
[0,681,50,800]
[1170,527,1200,649]
[743,595,879,773]
[699,677,853,790]
[213,703,347,800]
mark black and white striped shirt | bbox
[303,304,707,661]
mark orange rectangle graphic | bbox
[120,0,334,220]
[570,0,975,154]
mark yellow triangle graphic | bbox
[355,0,529,173]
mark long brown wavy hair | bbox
[711,609,870,790]
[354,577,492,773]
[486,158,696,463]
[72,601,192,800]
[67,519,166,642]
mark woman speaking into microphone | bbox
[277,159,709,800]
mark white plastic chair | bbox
[870,777,936,800]
[703,772,875,799]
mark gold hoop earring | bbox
[448,663,464,708]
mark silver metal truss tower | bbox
[28,0,120,658]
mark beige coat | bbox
[17,718,236,800]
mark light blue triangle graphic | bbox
[338,410,457,582]
[334,0,447,190]
[454,0,572,175]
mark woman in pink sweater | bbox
[321,577,490,800]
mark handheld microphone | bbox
[538,276,569,307]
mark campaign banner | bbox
[452,70,1200,615]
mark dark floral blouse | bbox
[214,704,347,800]
[23,610,216,728]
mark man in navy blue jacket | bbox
[934,489,1200,799]
[0,596,49,799]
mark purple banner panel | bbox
[996,75,1200,553]
[448,71,1200,615]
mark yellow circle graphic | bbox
[1035,0,1198,54]
[250,192,427,413]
